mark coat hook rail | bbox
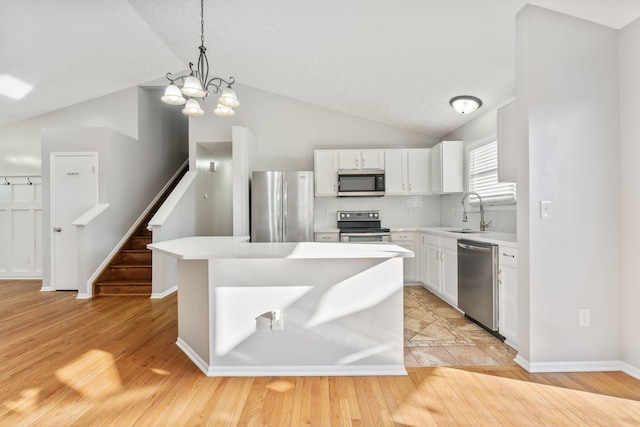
[1,176,41,186]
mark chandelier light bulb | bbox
[218,86,240,108]
[182,99,205,116]
[214,103,235,117]
[181,76,207,98]
[160,84,187,105]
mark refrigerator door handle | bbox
[283,180,288,239]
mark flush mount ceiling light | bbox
[449,95,483,115]
[161,0,240,117]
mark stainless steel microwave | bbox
[337,169,385,197]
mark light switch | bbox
[540,201,552,219]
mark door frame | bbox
[49,151,99,291]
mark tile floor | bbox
[403,286,518,368]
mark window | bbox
[467,140,516,206]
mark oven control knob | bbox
[346,213,350,217]
[374,213,378,218]
[369,213,373,217]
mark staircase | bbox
[93,166,187,296]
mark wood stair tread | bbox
[95,279,151,285]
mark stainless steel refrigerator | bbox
[251,171,314,242]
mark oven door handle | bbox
[341,232,391,237]
[458,242,492,252]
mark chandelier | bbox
[160,0,240,117]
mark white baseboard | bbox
[76,293,91,300]
[514,356,640,380]
[176,338,407,377]
[621,362,640,381]
[150,286,177,299]
[40,286,54,292]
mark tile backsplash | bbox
[314,193,517,234]
[314,195,442,229]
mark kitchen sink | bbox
[445,228,484,234]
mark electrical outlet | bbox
[271,309,284,331]
[578,309,590,327]
[540,201,552,219]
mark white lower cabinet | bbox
[423,233,458,306]
[498,246,518,348]
[439,237,458,306]
[391,231,417,283]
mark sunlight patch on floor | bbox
[54,349,122,400]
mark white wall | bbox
[516,6,621,367]
[39,87,188,292]
[188,84,435,172]
[194,142,233,235]
[0,88,139,176]
[439,105,517,233]
[619,17,640,373]
[187,84,438,229]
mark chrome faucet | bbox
[461,192,492,231]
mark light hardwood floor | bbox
[1,280,639,426]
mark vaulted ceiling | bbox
[1,0,639,138]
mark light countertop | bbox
[148,236,414,260]
[314,226,517,247]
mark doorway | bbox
[50,152,98,290]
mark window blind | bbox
[468,140,516,205]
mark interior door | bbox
[51,153,98,290]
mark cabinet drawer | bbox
[440,236,458,251]
[315,232,339,242]
[391,231,414,242]
[499,246,518,268]
[426,234,440,246]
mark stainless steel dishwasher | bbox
[457,240,499,332]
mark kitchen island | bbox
[147,236,412,377]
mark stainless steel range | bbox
[337,210,391,242]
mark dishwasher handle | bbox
[458,241,493,253]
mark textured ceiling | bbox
[1,0,639,138]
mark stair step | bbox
[115,250,152,265]
[94,280,151,296]
[108,265,151,280]
[126,237,152,250]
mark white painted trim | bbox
[72,203,109,226]
[40,286,54,292]
[514,355,530,371]
[528,360,623,373]
[145,159,188,230]
[176,338,407,377]
[150,285,177,299]
[621,362,640,381]
[148,171,197,228]
[76,293,91,300]
[176,337,210,375]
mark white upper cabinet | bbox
[430,140,463,194]
[338,149,384,170]
[407,149,430,195]
[384,149,430,195]
[384,149,408,195]
[314,150,339,196]
[497,100,517,182]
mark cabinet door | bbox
[425,243,441,294]
[399,242,416,282]
[384,150,407,195]
[407,149,430,195]
[361,150,384,170]
[499,264,518,347]
[430,143,442,193]
[338,150,360,170]
[417,233,428,285]
[440,244,458,306]
[314,151,338,196]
